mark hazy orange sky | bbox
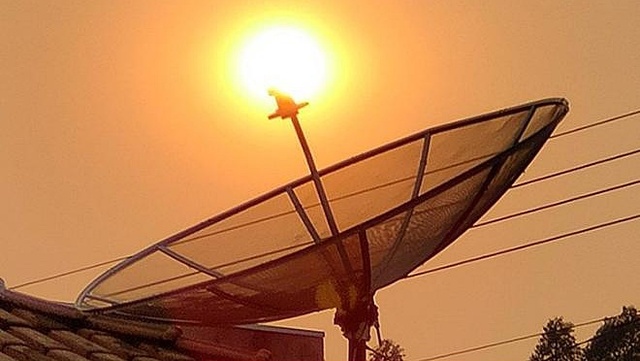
[2,1,639,360]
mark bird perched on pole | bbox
[267,88,309,120]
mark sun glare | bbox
[236,25,330,103]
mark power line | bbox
[474,179,640,228]
[396,109,640,361]
[512,148,640,189]
[412,317,606,361]
[406,213,640,279]
[9,109,639,291]
[10,257,128,290]
[538,317,640,361]
[10,167,638,292]
[577,318,640,347]
[550,109,640,139]
[412,315,640,361]
[12,176,637,291]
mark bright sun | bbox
[236,25,330,102]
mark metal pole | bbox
[349,339,367,361]
[269,93,364,361]
[291,115,367,361]
[290,114,339,236]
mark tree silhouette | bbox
[584,306,640,361]
[369,339,405,361]
[530,317,583,361]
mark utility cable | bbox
[413,317,606,361]
[412,315,639,361]
[11,175,639,291]
[512,148,640,189]
[8,110,639,291]
[550,109,640,139]
[577,317,640,347]
[394,110,640,361]
[11,176,638,291]
[538,317,640,361]
[406,213,640,279]
[473,178,640,228]
[12,177,638,291]
[10,257,128,290]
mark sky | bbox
[1,1,639,360]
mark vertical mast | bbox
[268,89,372,361]
[268,89,339,236]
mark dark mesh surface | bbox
[323,139,423,231]
[371,167,492,289]
[77,98,568,325]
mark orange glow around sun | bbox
[202,12,356,131]
[234,24,333,104]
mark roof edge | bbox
[0,278,84,320]
[0,279,182,342]
[87,313,183,341]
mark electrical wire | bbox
[473,179,640,228]
[406,213,640,279]
[393,107,640,361]
[512,148,640,189]
[405,126,640,360]
[412,317,606,361]
[550,109,640,139]
[8,109,639,291]
[577,317,640,348]
[11,176,638,291]
[538,317,640,361]
[10,257,128,290]
[411,316,640,361]
[10,175,638,292]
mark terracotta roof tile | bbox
[87,334,151,360]
[137,343,193,361]
[74,329,106,340]
[0,310,31,328]
[0,351,17,361]
[85,352,126,361]
[85,317,180,342]
[0,289,173,361]
[48,330,109,357]
[0,288,82,320]
[130,357,160,361]
[11,309,69,331]
[0,279,324,361]
[46,349,90,361]
[0,329,27,348]
[7,326,69,353]
[3,344,57,361]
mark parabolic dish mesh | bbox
[76,98,569,325]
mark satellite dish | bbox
[76,97,568,358]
